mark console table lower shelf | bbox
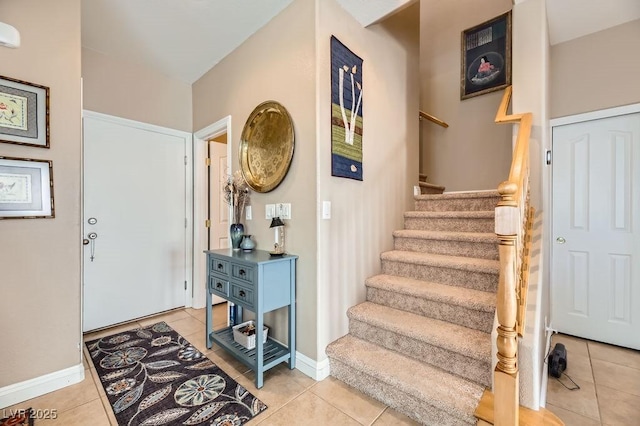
[209,327,291,376]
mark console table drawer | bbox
[208,276,229,297]
[230,283,254,309]
[210,257,229,276]
[231,264,254,284]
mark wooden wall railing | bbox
[492,86,535,426]
[419,110,449,128]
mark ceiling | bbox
[80,0,640,84]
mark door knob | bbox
[556,237,566,244]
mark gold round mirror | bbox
[239,101,295,193]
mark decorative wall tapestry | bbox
[331,36,363,181]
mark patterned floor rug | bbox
[86,321,267,426]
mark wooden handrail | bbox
[491,86,537,426]
[419,110,449,128]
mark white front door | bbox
[552,112,640,349]
[83,112,190,331]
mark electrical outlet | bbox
[245,205,252,220]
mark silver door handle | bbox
[556,237,566,244]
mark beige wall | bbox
[511,0,550,409]
[192,0,318,358]
[82,47,192,132]
[0,0,82,386]
[550,19,640,119]
[420,0,512,191]
[316,0,420,359]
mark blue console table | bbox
[204,248,297,388]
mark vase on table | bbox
[230,223,244,250]
[240,235,256,252]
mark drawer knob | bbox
[217,263,223,269]
[239,290,246,297]
[216,282,222,289]
[239,269,246,276]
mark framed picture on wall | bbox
[0,75,50,148]
[0,156,55,219]
[460,11,512,100]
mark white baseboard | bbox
[0,364,84,409]
[295,351,330,381]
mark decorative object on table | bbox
[239,101,295,193]
[460,11,511,100]
[223,170,251,249]
[86,321,267,426]
[331,36,363,181]
[240,234,256,251]
[232,320,269,350]
[229,302,237,326]
[269,217,285,255]
[229,223,244,251]
[0,156,54,219]
[0,75,49,148]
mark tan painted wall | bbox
[550,19,640,119]
[316,0,420,359]
[192,0,318,358]
[420,0,512,191]
[0,0,82,386]
[82,47,192,132]
[511,0,550,409]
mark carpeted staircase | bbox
[326,190,501,425]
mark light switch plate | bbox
[245,205,252,220]
[322,201,331,219]
[265,204,275,219]
[282,203,291,219]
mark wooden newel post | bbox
[494,181,520,426]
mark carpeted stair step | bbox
[347,302,492,387]
[365,274,495,333]
[393,229,498,260]
[326,334,485,425]
[404,211,495,233]
[381,251,499,292]
[414,191,501,212]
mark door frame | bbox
[81,110,194,327]
[193,116,233,308]
[548,102,640,329]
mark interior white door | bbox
[552,112,640,349]
[209,139,228,305]
[209,139,229,250]
[83,113,189,331]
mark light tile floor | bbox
[545,333,640,425]
[4,307,639,425]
